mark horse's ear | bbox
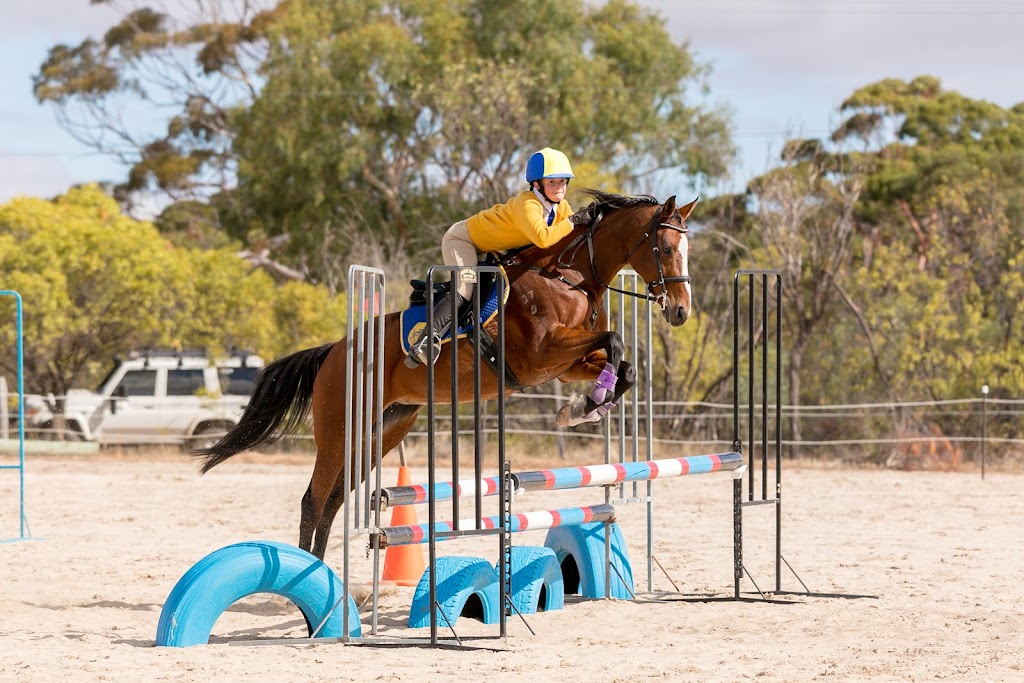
[659,196,677,220]
[677,197,699,222]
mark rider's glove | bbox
[569,203,599,227]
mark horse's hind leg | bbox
[300,443,346,559]
[299,484,317,553]
[309,403,424,560]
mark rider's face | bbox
[539,177,568,202]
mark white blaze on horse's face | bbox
[680,230,692,319]
[654,196,697,327]
[657,227,691,326]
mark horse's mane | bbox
[501,188,660,263]
[577,188,659,215]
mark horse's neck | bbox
[511,207,645,290]
[578,210,645,286]
[526,239,623,295]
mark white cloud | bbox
[0,154,76,203]
[0,1,121,38]
[635,0,1024,188]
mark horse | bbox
[194,189,697,560]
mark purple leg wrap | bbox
[590,363,618,405]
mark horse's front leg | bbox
[537,328,628,427]
[555,357,637,427]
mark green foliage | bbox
[231,0,733,279]
[33,4,283,200]
[0,186,347,395]
[0,185,187,394]
[829,79,1024,403]
[27,5,1024,459]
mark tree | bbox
[33,1,283,206]
[746,141,864,443]
[37,1,734,286]
[0,185,190,397]
[0,185,349,401]
[832,77,1024,403]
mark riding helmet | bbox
[525,147,575,184]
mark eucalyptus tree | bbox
[233,0,734,287]
[832,76,1024,402]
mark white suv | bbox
[33,351,264,447]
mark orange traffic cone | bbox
[379,464,426,586]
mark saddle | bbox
[399,257,509,354]
[406,254,506,307]
[399,256,523,390]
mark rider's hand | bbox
[569,203,599,227]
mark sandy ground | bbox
[1,450,1023,683]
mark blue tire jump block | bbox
[156,541,361,647]
[544,521,634,599]
[502,546,564,615]
[408,556,500,628]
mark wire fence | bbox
[400,393,1023,468]
[6,388,1018,471]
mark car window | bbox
[219,367,259,396]
[116,370,157,397]
[167,369,207,396]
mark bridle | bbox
[557,204,691,311]
[502,201,691,326]
[624,209,692,310]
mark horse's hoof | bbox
[403,352,422,369]
[555,393,594,427]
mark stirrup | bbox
[404,333,442,368]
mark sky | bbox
[1,0,1022,205]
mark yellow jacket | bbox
[466,191,575,252]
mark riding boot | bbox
[404,291,469,368]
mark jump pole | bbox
[733,269,793,599]
[340,264,513,647]
[377,503,617,547]
[376,452,743,508]
[421,264,511,645]
[341,265,387,640]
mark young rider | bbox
[405,147,592,367]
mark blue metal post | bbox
[0,290,27,540]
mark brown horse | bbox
[195,189,696,560]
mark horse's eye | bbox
[661,244,673,255]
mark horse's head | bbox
[628,196,696,326]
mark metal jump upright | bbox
[421,264,510,645]
[0,290,28,542]
[732,269,790,598]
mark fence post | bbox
[981,384,989,479]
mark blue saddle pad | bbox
[400,264,510,353]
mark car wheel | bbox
[189,426,227,452]
[37,420,84,441]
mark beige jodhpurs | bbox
[441,220,480,299]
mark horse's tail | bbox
[193,342,336,474]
